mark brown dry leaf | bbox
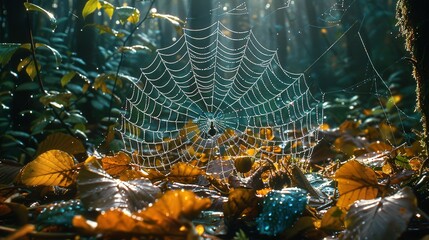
[367,141,392,153]
[74,190,210,236]
[118,169,149,181]
[167,162,205,184]
[339,120,360,135]
[21,150,77,187]
[101,151,132,176]
[320,206,345,231]
[36,132,86,157]
[223,188,258,223]
[334,160,379,208]
[333,134,367,156]
[137,189,211,222]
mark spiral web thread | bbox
[119,20,324,175]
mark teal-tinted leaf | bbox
[24,2,57,30]
[61,71,77,87]
[64,113,88,125]
[115,6,140,24]
[256,188,308,236]
[36,200,85,230]
[343,187,417,240]
[77,164,161,212]
[82,0,100,18]
[0,43,21,67]
[15,82,39,91]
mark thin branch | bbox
[108,0,156,122]
[25,0,45,94]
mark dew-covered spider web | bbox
[118,0,420,175]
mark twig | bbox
[107,0,156,123]
[25,0,45,94]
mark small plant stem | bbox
[25,0,45,94]
[107,0,156,123]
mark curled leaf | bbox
[334,160,379,208]
[77,164,160,212]
[223,188,258,224]
[136,189,211,233]
[74,190,210,236]
[21,150,77,187]
[343,187,417,240]
[24,2,56,30]
[167,162,205,183]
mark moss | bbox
[396,0,429,157]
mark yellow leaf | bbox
[334,160,379,208]
[101,151,132,176]
[386,95,402,111]
[320,206,345,231]
[100,1,114,19]
[21,150,77,187]
[82,0,101,18]
[167,162,205,183]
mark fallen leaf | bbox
[343,187,417,240]
[320,206,345,231]
[223,188,258,224]
[334,160,379,208]
[101,151,132,176]
[167,162,205,183]
[21,150,77,187]
[256,188,308,236]
[77,164,160,211]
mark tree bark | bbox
[396,0,429,157]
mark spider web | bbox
[119,11,323,174]
[118,0,419,175]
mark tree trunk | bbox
[396,0,429,157]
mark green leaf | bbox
[116,6,140,24]
[61,71,77,87]
[0,43,21,67]
[100,1,114,19]
[82,0,101,19]
[84,24,125,38]
[117,45,150,54]
[24,2,57,30]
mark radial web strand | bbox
[119,21,324,174]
